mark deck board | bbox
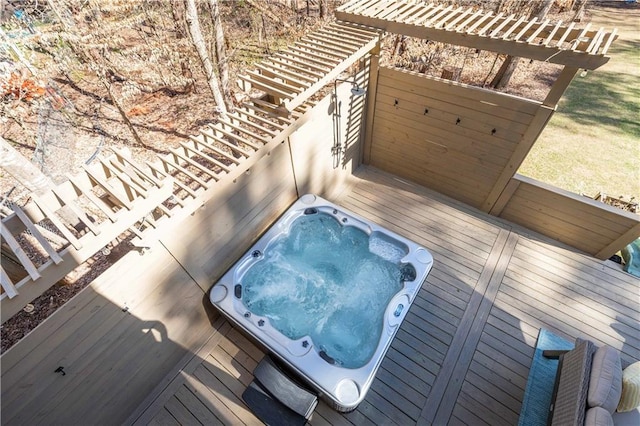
[148,408,181,426]
[128,167,637,426]
[3,166,638,425]
[452,211,640,424]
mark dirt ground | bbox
[0,1,626,353]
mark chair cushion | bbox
[588,345,622,413]
[617,361,640,412]
[585,407,614,426]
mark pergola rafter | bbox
[336,0,617,70]
[237,21,381,115]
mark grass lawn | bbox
[518,4,640,202]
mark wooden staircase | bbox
[1,151,174,322]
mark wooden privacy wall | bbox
[366,66,639,258]
[158,141,298,292]
[367,66,550,209]
[492,174,640,260]
[157,78,369,291]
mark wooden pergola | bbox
[238,0,617,116]
[237,21,381,115]
[336,0,617,70]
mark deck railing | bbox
[491,174,640,260]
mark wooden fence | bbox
[491,174,640,259]
[367,66,553,209]
[365,66,639,260]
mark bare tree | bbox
[208,0,234,112]
[245,0,291,30]
[573,0,588,22]
[183,0,227,114]
[99,68,148,148]
[171,0,187,38]
[62,37,148,148]
[537,0,556,17]
[319,0,328,19]
[46,0,74,31]
[47,0,148,147]
[489,56,520,89]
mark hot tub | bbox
[209,194,433,411]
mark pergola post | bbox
[362,40,381,165]
[543,66,580,108]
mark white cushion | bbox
[587,345,622,413]
[585,407,614,426]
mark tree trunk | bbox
[46,0,73,31]
[62,36,149,148]
[170,0,187,38]
[100,75,148,148]
[0,137,53,195]
[491,0,554,89]
[490,55,520,89]
[319,0,327,18]
[245,0,291,29]
[208,0,234,112]
[573,0,587,22]
[184,0,227,114]
[45,1,148,150]
[391,35,406,61]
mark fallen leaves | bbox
[1,71,46,102]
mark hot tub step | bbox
[244,355,318,423]
[243,380,307,426]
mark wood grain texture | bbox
[499,175,640,259]
[369,67,543,209]
[336,0,615,70]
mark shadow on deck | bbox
[2,166,638,425]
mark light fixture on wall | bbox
[332,77,366,169]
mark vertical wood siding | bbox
[158,141,298,290]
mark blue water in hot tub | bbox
[242,212,407,369]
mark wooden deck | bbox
[2,166,638,425]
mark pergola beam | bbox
[336,0,616,70]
